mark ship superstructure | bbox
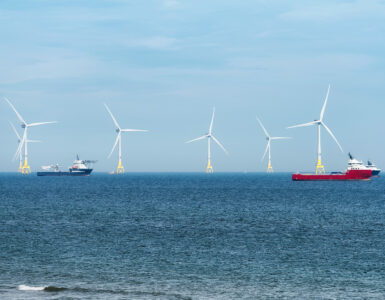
[347,153,370,170]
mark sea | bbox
[1,173,385,299]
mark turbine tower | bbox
[186,107,228,173]
[5,98,56,174]
[256,117,290,173]
[104,103,148,174]
[287,85,343,174]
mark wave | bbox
[17,285,67,292]
[17,284,191,299]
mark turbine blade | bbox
[13,132,26,161]
[4,98,26,125]
[185,135,207,144]
[211,135,229,155]
[261,141,270,161]
[270,137,291,140]
[120,129,149,132]
[9,122,21,140]
[13,145,22,161]
[13,143,22,161]
[320,84,331,121]
[27,140,41,143]
[108,133,120,158]
[29,121,57,127]
[104,103,121,129]
[209,107,215,134]
[322,122,343,153]
[256,116,269,137]
[287,121,318,129]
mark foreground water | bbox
[1,173,385,299]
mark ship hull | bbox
[292,169,372,181]
[37,169,93,176]
[370,170,381,176]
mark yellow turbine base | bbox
[116,160,124,174]
[22,161,31,175]
[206,161,213,173]
[267,162,274,173]
[315,159,325,174]
[18,162,23,173]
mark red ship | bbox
[292,153,373,181]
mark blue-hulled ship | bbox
[37,156,96,176]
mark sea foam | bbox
[18,285,45,291]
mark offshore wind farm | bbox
[1,93,381,179]
[1,1,385,299]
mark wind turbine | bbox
[5,98,56,174]
[104,103,148,174]
[186,107,228,173]
[256,117,290,173]
[287,85,343,174]
[9,122,40,173]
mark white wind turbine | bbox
[287,85,343,174]
[104,103,148,174]
[5,98,57,174]
[186,107,228,173]
[256,117,290,173]
[9,122,40,173]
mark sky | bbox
[0,0,384,172]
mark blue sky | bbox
[0,0,384,172]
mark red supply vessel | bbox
[292,153,373,181]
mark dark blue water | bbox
[1,173,385,299]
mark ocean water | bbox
[1,173,385,299]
